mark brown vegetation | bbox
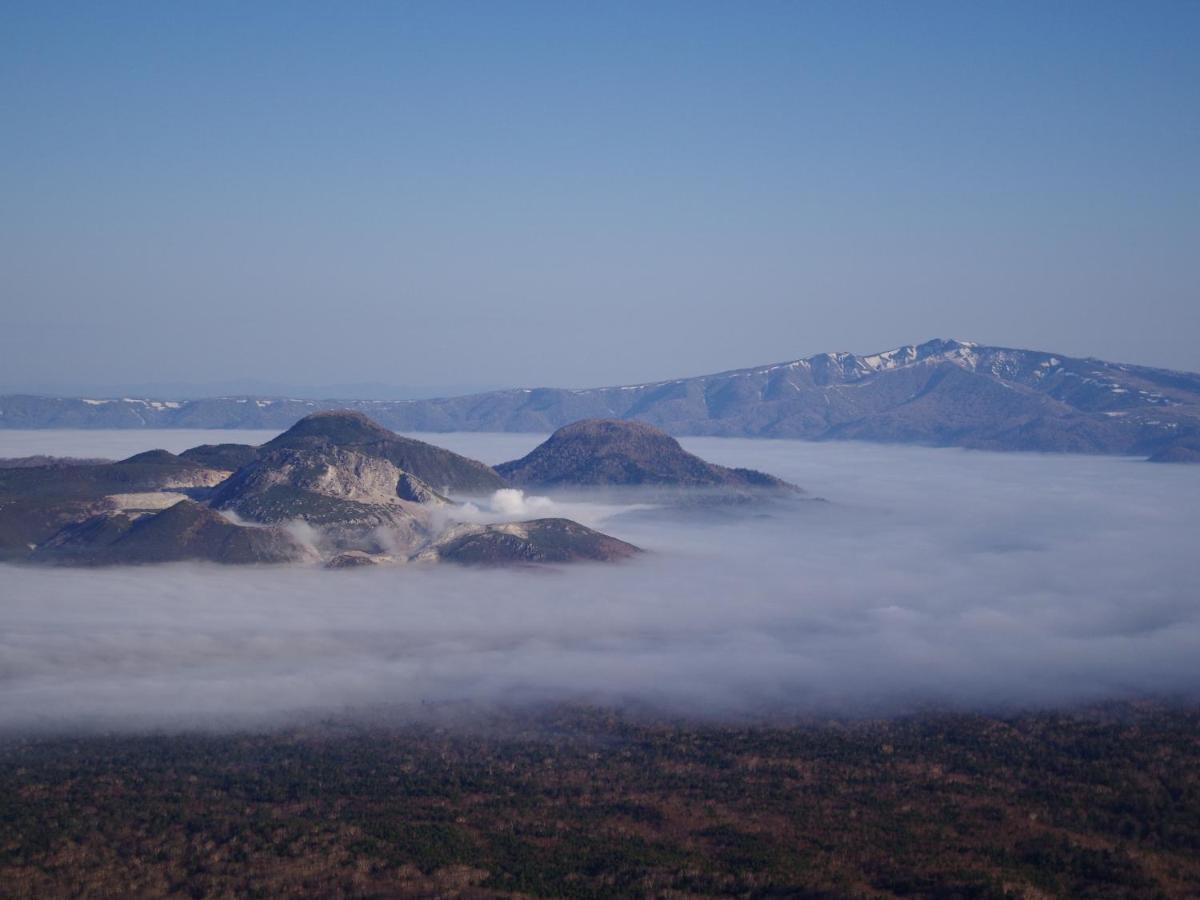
[2,703,1198,897]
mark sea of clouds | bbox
[1,429,1198,731]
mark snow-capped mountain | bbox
[3,339,1199,456]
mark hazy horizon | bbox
[4,333,1199,401]
[3,2,1198,392]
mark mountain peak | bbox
[266,410,396,447]
[918,337,977,353]
[118,449,190,466]
[550,418,675,444]
[496,418,796,490]
[261,409,506,494]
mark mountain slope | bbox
[1148,438,1200,463]
[207,442,441,555]
[4,340,1199,455]
[496,419,796,489]
[422,518,641,565]
[0,454,233,560]
[31,500,311,566]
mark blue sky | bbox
[2,1,1197,393]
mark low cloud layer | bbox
[1,431,1199,731]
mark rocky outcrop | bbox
[211,446,434,509]
[397,473,448,504]
[325,550,396,569]
[208,445,440,555]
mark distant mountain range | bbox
[0,379,501,401]
[3,339,1199,457]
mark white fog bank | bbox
[1,431,1198,731]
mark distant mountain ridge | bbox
[3,339,1199,456]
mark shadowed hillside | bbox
[496,419,797,490]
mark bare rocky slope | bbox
[32,500,311,566]
[207,443,443,556]
[4,339,1199,456]
[0,452,236,562]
